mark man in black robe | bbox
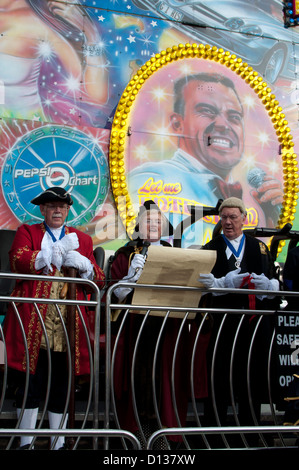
[198,197,280,447]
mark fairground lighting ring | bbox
[109,42,298,254]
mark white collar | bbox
[174,148,234,182]
[229,234,244,246]
[224,233,245,259]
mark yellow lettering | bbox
[245,207,259,227]
[162,182,182,194]
[138,178,183,196]
[138,177,163,194]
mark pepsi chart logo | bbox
[2,125,109,226]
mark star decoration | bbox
[127,34,136,43]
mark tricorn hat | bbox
[133,200,173,239]
[30,187,73,206]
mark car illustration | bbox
[131,0,298,84]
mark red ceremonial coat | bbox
[3,223,105,375]
[110,243,210,439]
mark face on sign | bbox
[170,79,244,179]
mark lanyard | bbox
[222,233,245,267]
[44,222,65,242]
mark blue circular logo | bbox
[2,125,109,226]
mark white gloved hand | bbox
[52,243,64,270]
[64,250,93,278]
[126,254,146,282]
[114,254,146,301]
[250,272,279,300]
[198,273,216,289]
[224,268,249,289]
[52,234,80,270]
[250,272,271,291]
[58,233,79,254]
[198,273,226,295]
[114,285,134,302]
[35,233,53,272]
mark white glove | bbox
[250,272,280,300]
[114,254,146,302]
[224,268,249,289]
[250,272,271,291]
[64,250,93,279]
[126,254,146,282]
[52,233,79,270]
[58,233,79,254]
[35,233,53,273]
[198,273,216,289]
[198,273,226,296]
[114,285,134,302]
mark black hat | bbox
[133,200,173,238]
[30,187,73,206]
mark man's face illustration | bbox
[170,80,244,179]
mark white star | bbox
[127,34,136,43]
[65,76,80,92]
[140,34,154,47]
[151,21,157,27]
[69,108,76,115]
[98,15,105,21]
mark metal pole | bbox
[66,267,77,449]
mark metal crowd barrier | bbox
[105,282,299,450]
[1,272,299,450]
[0,272,104,450]
[146,425,299,450]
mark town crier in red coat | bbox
[3,187,105,449]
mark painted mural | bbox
[0,0,298,258]
[117,54,288,249]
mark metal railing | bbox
[1,272,299,450]
[0,272,103,450]
[105,282,299,450]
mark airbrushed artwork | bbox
[123,57,286,247]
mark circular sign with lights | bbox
[2,124,109,226]
[110,43,298,254]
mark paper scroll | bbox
[131,245,216,318]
